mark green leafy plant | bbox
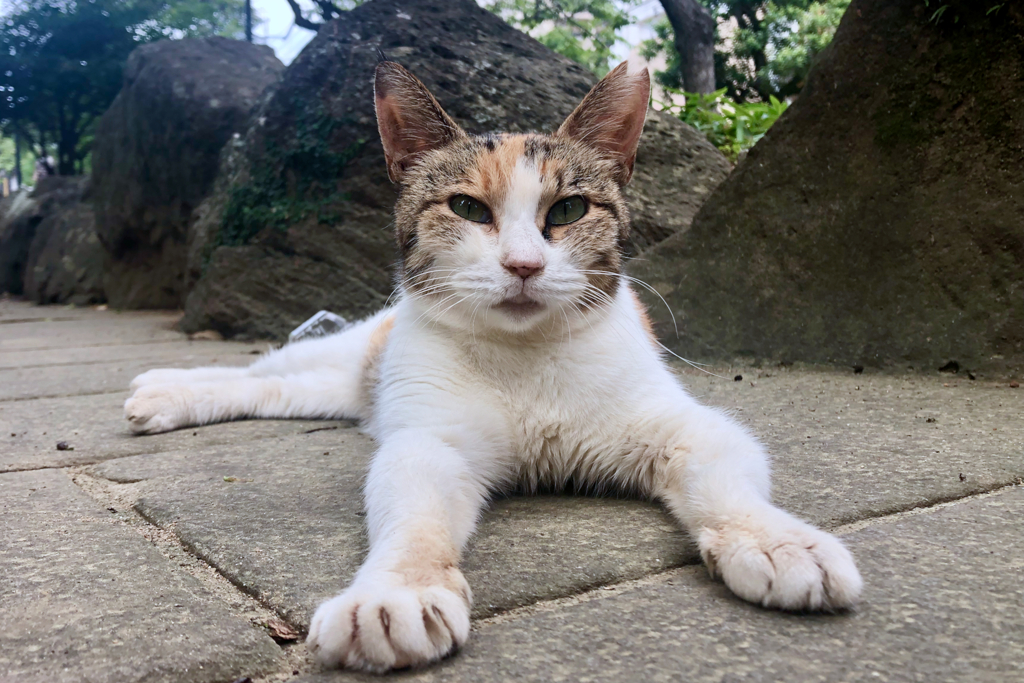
[923,1,1005,24]
[659,88,789,160]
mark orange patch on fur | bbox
[366,314,396,360]
[628,288,658,347]
[538,155,565,180]
[388,522,469,601]
[469,136,526,208]
[359,313,397,412]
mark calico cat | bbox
[125,60,862,672]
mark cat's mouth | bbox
[494,294,545,318]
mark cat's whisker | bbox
[577,270,681,341]
[652,342,730,379]
[574,283,725,379]
[430,295,474,330]
[412,292,464,327]
[566,301,598,336]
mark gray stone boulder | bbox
[632,0,1024,374]
[181,0,730,339]
[0,177,103,304]
[0,188,42,295]
[91,37,284,309]
[23,178,104,305]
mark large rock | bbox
[23,177,104,305]
[0,189,41,295]
[181,0,730,340]
[632,0,1024,373]
[0,176,102,304]
[92,37,284,309]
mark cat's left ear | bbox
[556,61,651,185]
[375,61,467,183]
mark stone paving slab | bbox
[0,338,266,370]
[86,368,1024,634]
[0,299,113,322]
[0,468,283,683]
[88,432,688,626]
[678,366,1024,525]
[0,354,256,401]
[0,314,186,352]
[0,392,349,472]
[303,486,1024,683]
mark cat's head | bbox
[374,60,650,336]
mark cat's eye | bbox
[547,196,587,226]
[449,195,492,223]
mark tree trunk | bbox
[659,0,716,94]
[13,131,21,187]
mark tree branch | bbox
[313,1,342,21]
[285,0,324,32]
[546,0,614,53]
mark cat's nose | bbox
[504,261,544,280]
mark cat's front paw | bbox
[307,572,471,672]
[124,385,192,434]
[699,510,862,611]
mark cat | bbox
[124,60,862,672]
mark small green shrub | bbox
[658,88,789,162]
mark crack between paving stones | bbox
[19,422,358,477]
[6,356,257,371]
[57,464,1024,652]
[62,468,308,673]
[72,462,1024,631]
[830,480,1023,533]
[0,316,84,324]
[54,464,1023,678]
[0,388,129,403]
[474,481,1024,627]
[0,338,192,351]
[131,500,307,628]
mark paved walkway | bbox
[2,298,1022,683]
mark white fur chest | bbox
[373,288,680,490]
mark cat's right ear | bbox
[374,62,466,183]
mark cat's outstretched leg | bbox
[652,403,862,611]
[306,429,495,671]
[130,366,249,391]
[124,311,393,434]
[124,371,361,434]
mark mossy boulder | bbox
[181,0,730,340]
[632,0,1024,374]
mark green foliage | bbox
[923,1,1006,25]
[0,1,250,176]
[658,88,788,161]
[137,1,252,40]
[487,0,639,76]
[0,135,36,185]
[643,1,850,102]
[218,109,364,248]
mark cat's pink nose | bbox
[504,261,544,279]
